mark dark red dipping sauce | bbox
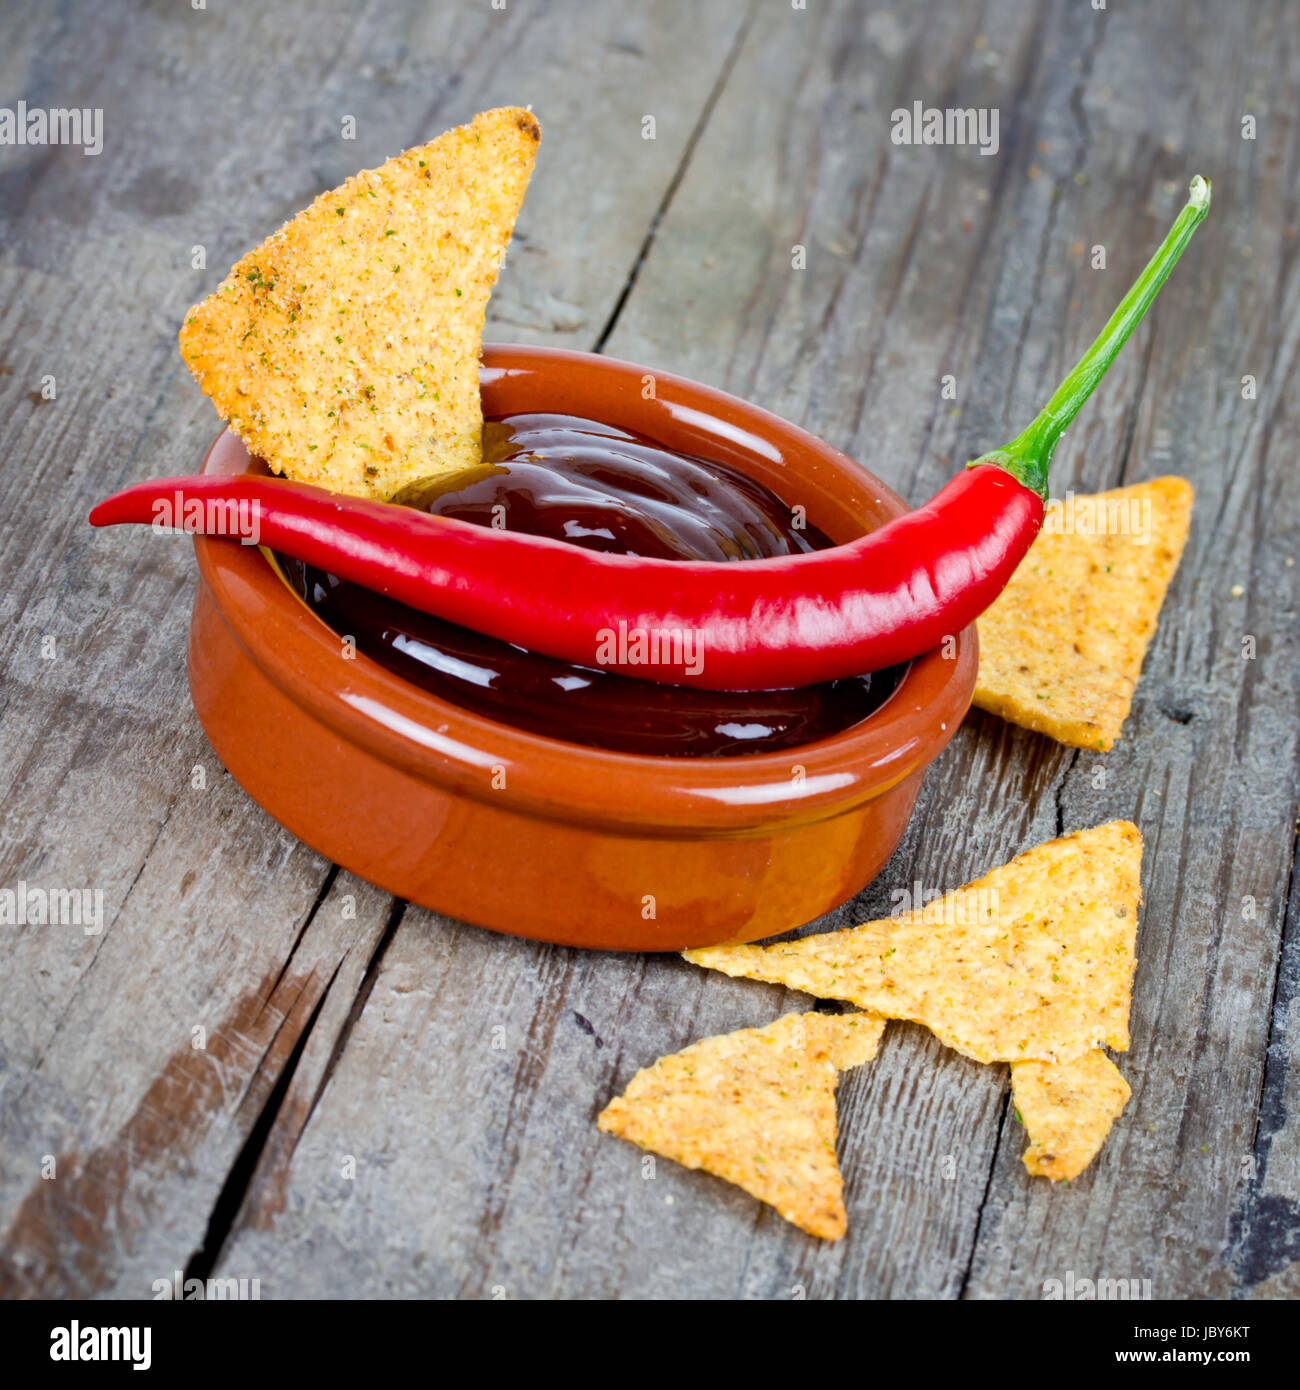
[279,413,905,756]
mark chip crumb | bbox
[685,821,1142,1066]
[973,477,1193,750]
[179,107,539,500]
[1012,1049,1132,1180]
[597,1011,885,1240]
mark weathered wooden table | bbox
[2,0,1296,1300]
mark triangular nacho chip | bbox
[685,821,1141,1065]
[1011,1049,1131,1181]
[180,106,540,500]
[973,477,1193,750]
[597,1011,884,1240]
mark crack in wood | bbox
[183,957,345,1286]
[1228,815,1300,1290]
[956,1082,1013,1300]
[590,3,757,354]
[293,896,406,1150]
[265,864,340,1005]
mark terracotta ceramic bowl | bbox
[187,344,976,950]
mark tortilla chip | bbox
[179,107,540,500]
[597,1011,884,1240]
[973,478,1193,750]
[685,821,1141,1065]
[1012,1049,1131,1181]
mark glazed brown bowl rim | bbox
[193,343,976,834]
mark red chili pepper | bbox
[90,178,1209,692]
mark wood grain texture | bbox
[1,0,1296,1299]
[0,0,750,1297]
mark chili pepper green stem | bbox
[977,175,1211,499]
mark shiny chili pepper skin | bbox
[89,464,1042,690]
[89,177,1209,692]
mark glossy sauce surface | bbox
[280,413,904,756]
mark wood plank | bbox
[0,0,749,1295]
